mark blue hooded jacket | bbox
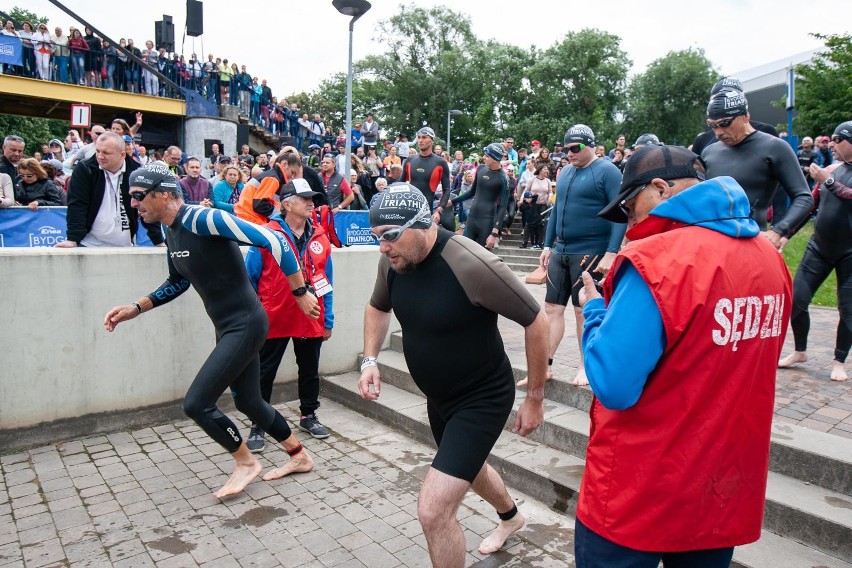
[581,176,760,410]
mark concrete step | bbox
[322,373,852,568]
[357,345,852,561]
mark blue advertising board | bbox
[333,210,377,246]
[0,207,154,247]
[0,35,22,66]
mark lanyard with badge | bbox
[281,228,332,298]
[104,170,125,229]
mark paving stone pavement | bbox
[0,400,574,568]
[500,278,852,439]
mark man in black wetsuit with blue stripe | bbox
[103,162,320,499]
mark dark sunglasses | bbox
[832,135,847,144]
[371,212,429,243]
[707,117,735,129]
[566,144,586,154]
[129,189,150,201]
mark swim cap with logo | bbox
[369,182,432,229]
[707,89,749,119]
[128,161,180,193]
[710,76,744,96]
[564,124,595,147]
[483,143,505,161]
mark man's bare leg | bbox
[572,306,589,386]
[470,463,525,554]
[518,302,564,387]
[778,351,808,368]
[418,467,470,568]
[262,434,314,480]
[214,443,263,499]
[831,360,848,381]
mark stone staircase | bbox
[494,230,541,273]
[322,331,852,568]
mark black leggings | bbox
[463,214,495,246]
[258,336,323,417]
[791,240,852,362]
[182,305,292,452]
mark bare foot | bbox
[479,511,525,554]
[214,459,262,499]
[516,369,553,387]
[778,351,808,368]
[831,361,848,382]
[571,368,589,386]
[262,449,314,481]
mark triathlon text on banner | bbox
[332,210,377,246]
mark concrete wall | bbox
[184,116,237,160]
[0,245,393,440]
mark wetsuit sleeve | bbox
[582,262,665,410]
[178,206,300,276]
[453,168,478,204]
[443,237,540,326]
[438,160,453,208]
[147,247,192,308]
[492,172,509,231]
[244,247,262,292]
[603,165,627,251]
[369,256,393,312]
[324,256,334,329]
[826,181,852,199]
[771,141,815,237]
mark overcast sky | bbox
[21,0,852,99]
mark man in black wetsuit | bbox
[779,121,852,382]
[447,143,510,248]
[359,184,549,565]
[691,77,780,156]
[103,162,320,499]
[701,89,813,250]
[404,126,454,230]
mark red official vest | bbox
[578,219,792,552]
[258,218,331,338]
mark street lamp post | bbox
[447,109,462,157]
[333,0,372,192]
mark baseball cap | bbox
[216,155,231,164]
[122,134,133,143]
[598,145,706,223]
[564,124,595,147]
[523,191,533,198]
[266,150,275,157]
[369,183,432,229]
[280,178,320,199]
[530,140,541,146]
[48,138,63,147]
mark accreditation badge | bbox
[312,273,332,297]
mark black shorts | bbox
[427,383,514,483]
[545,252,604,307]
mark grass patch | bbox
[782,221,837,307]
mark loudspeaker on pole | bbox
[186,0,203,37]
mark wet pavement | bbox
[499,280,852,439]
[0,400,573,568]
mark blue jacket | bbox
[582,176,760,409]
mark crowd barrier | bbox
[0,207,377,247]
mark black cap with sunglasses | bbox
[833,121,852,144]
[597,145,706,223]
[564,124,595,148]
[128,162,180,201]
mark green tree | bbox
[0,116,68,156]
[622,48,718,146]
[794,33,852,136]
[7,6,48,27]
[524,29,631,148]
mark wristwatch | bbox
[825,177,836,187]
[291,286,309,297]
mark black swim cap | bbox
[707,89,748,120]
[369,183,432,229]
[834,121,852,143]
[710,76,744,96]
[483,143,505,161]
[128,161,180,194]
